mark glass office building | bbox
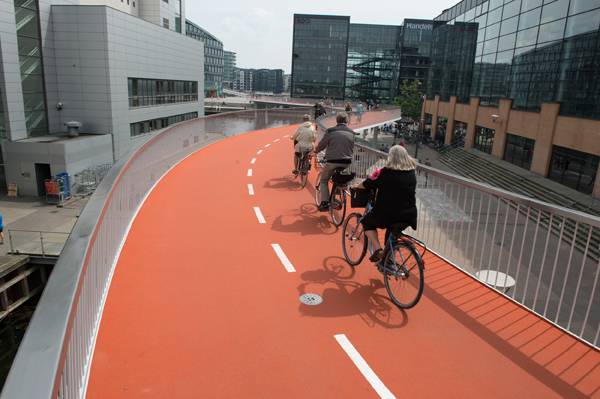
[186,20,224,97]
[398,20,436,91]
[223,51,237,89]
[424,0,600,196]
[430,0,600,119]
[291,14,350,99]
[345,24,401,102]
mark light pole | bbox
[414,94,426,159]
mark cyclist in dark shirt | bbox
[353,145,418,262]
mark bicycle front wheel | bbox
[329,185,347,227]
[383,241,424,309]
[342,213,367,266]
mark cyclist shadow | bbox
[297,256,408,329]
[271,203,337,236]
[263,176,301,191]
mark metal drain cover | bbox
[299,293,323,306]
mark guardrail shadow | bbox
[297,256,407,329]
[423,252,600,399]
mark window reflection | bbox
[474,126,495,154]
[504,134,535,169]
[549,146,599,194]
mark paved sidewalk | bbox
[0,196,89,256]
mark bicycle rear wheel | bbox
[342,213,367,266]
[329,185,346,227]
[383,241,424,309]
[314,172,322,206]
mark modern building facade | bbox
[291,14,350,99]
[232,68,284,93]
[223,51,237,89]
[185,20,224,97]
[345,24,402,102]
[424,0,600,197]
[0,1,203,196]
[290,14,436,102]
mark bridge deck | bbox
[86,122,600,398]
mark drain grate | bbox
[299,293,323,306]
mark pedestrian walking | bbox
[356,102,364,122]
[345,102,353,125]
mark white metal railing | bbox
[7,230,71,257]
[1,108,310,399]
[350,143,600,349]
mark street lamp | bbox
[415,94,426,159]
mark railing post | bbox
[8,230,14,254]
[40,232,45,257]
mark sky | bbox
[185,0,455,73]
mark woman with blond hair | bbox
[353,145,418,262]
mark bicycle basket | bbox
[350,188,371,208]
[332,171,355,185]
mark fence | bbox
[1,108,310,399]
[7,230,71,257]
[71,164,113,197]
[350,143,600,348]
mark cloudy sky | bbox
[186,0,455,73]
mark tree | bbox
[395,80,423,122]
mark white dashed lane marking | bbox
[270,244,296,273]
[247,184,255,196]
[247,169,253,177]
[257,150,263,155]
[251,158,257,164]
[334,334,396,399]
[253,207,266,224]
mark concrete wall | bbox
[424,96,600,197]
[51,5,203,159]
[79,0,139,16]
[2,134,112,196]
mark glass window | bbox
[498,33,517,50]
[476,41,484,55]
[503,0,522,18]
[504,134,535,169]
[569,0,600,15]
[488,6,503,24]
[475,14,487,28]
[486,22,501,39]
[496,49,514,63]
[541,0,569,23]
[548,146,599,194]
[474,126,495,153]
[484,37,499,53]
[500,16,519,35]
[565,9,600,38]
[519,7,542,30]
[489,0,503,10]
[516,26,539,47]
[538,18,566,43]
[522,0,542,11]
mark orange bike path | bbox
[86,125,600,398]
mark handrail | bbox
[1,107,310,399]
[349,142,600,348]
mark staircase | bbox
[439,147,600,262]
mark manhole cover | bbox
[299,293,323,306]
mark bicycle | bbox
[341,195,426,309]
[314,162,354,227]
[295,151,312,189]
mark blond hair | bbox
[386,145,417,171]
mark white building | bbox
[0,0,203,196]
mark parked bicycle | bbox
[314,162,355,227]
[342,192,426,309]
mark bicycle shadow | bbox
[263,176,300,191]
[297,256,408,329]
[271,203,337,236]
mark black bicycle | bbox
[342,196,426,309]
[295,151,312,189]
[314,164,354,227]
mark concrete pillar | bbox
[530,103,561,177]
[445,96,457,145]
[464,97,480,149]
[593,164,600,199]
[491,98,512,159]
[431,95,440,140]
